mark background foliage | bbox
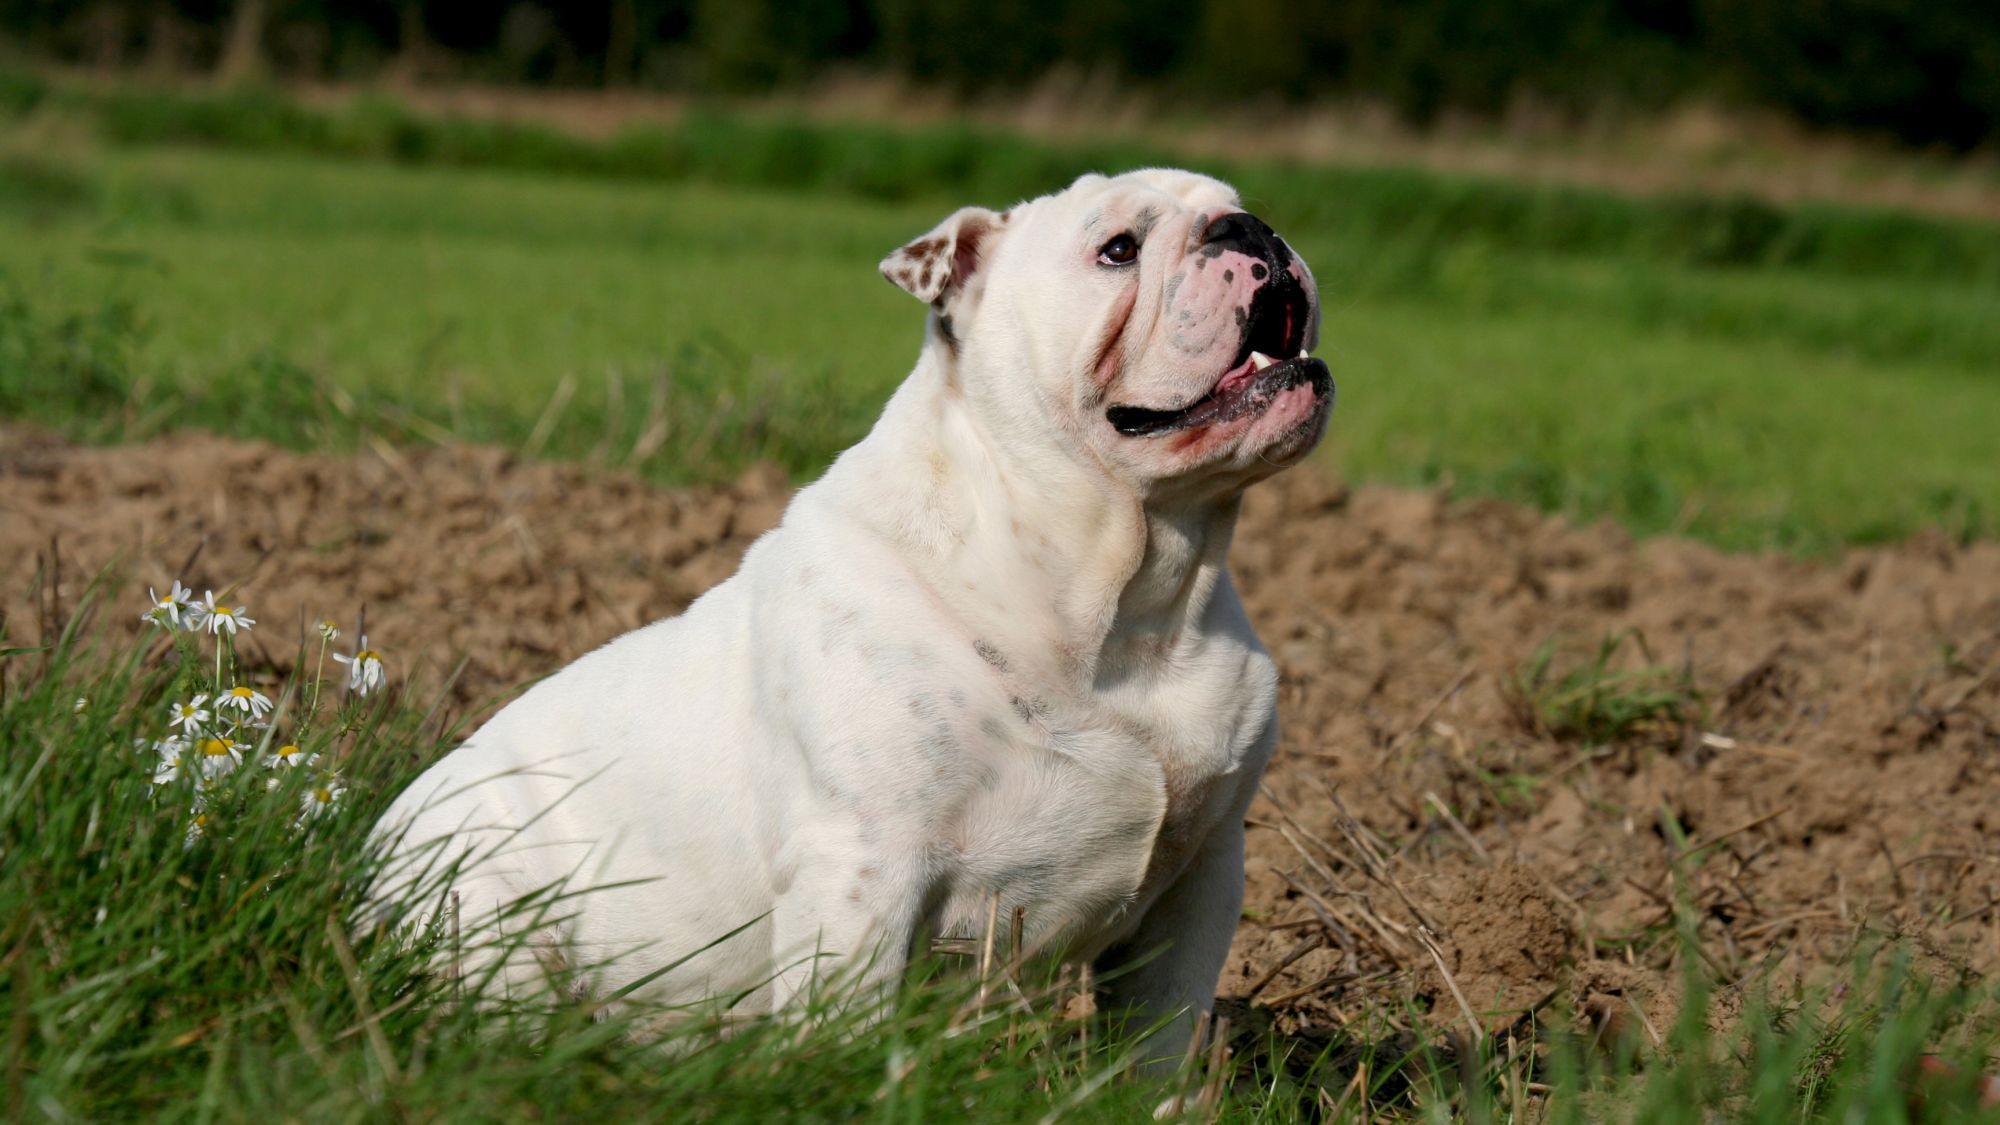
[2,0,1997,148]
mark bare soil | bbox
[5,428,1998,1042]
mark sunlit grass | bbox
[0,142,1992,550]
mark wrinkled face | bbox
[880,169,1334,495]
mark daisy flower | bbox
[201,591,255,636]
[316,619,340,643]
[333,636,386,696]
[168,694,211,733]
[299,778,348,821]
[195,736,243,779]
[186,810,213,845]
[151,739,187,786]
[217,684,274,722]
[143,580,198,630]
[263,743,317,770]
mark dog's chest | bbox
[940,663,1269,948]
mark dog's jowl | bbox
[369,168,1335,1064]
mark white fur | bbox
[369,168,1332,1063]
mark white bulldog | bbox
[369,167,1333,1062]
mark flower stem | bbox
[303,633,329,738]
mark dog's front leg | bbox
[1095,789,1256,1071]
[768,834,924,1014]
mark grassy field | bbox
[1,80,1997,549]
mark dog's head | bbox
[881,168,1333,496]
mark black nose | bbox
[1199,211,1288,266]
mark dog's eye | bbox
[1096,233,1140,267]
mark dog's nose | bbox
[1199,211,1284,262]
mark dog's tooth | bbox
[1297,348,1310,360]
[1249,351,1275,371]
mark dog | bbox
[369,167,1333,1064]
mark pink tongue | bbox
[1214,357,1259,397]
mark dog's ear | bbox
[879,206,1011,306]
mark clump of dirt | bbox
[1414,865,1572,1025]
[5,427,1999,1039]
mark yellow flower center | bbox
[278,745,301,759]
[357,650,380,663]
[229,686,255,699]
[201,739,234,757]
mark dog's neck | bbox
[823,350,1244,690]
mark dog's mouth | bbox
[1105,276,1329,438]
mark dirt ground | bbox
[5,427,1998,1045]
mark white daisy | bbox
[72,696,88,714]
[195,736,242,779]
[168,695,211,734]
[143,580,198,630]
[201,591,254,636]
[216,684,274,722]
[262,743,317,770]
[185,809,213,846]
[151,738,187,786]
[299,778,347,821]
[316,619,340,643]
[332,636,386,696]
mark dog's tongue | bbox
[1213,357,1260,398]
[1212,351,1282,401]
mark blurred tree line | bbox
[2,0,1993,149]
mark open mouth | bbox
[1106,277,1328,438]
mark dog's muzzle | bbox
[1106,211,1329,438]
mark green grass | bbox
[6,603,2000,1122]
[11,74,1996,288]
[0,137,1993,548]
[1506,632,1702,745]
[0,78,1997,548]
